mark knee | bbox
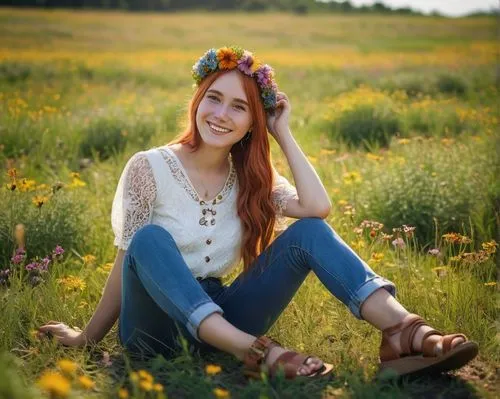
[130,224,173,249]
[286,217,331,239]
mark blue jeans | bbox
[119,218,396,358]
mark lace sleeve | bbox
[111,153,157,250]
[271,167,299,225]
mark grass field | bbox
[0,7,498,399]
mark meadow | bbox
[0,7,498,399]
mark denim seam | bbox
[288,244,358,305]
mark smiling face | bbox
[195,70,253,150]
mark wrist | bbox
[78,331,89,347]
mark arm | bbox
[38,249,126,346]
[267,92,332,219]
[276,131,332,219]
[81,248,125,344]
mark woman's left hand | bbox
[266,91,291,143]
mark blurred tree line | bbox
[0,0,430,15]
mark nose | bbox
[214,103,229,120]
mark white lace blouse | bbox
[111,145,299,278]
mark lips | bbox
[207,121,232,134]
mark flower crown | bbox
[191,46,278,113]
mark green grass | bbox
[0,8,498,399]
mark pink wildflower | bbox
[392,237,406,249]
[428,248,440,256]
[40,257,51,271]
[53,246,64,256]
[25,262,39,271]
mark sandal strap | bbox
[271,351,310,378]
[380,314,428,361]
[243,336,280,371]
[422,332,467,357]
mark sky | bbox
[346,1,498,16]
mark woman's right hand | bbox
[37,321,87,347]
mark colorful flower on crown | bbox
[237,50,256,76]
[217,47,239,70]
[255,64,274,87]
[191,46,278,112]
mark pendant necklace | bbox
[195,168,219,227]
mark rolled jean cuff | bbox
[186,301,224,342]
[348,276,397,319]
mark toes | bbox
[298,358,323,375]
[452,337,465,348]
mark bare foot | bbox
[265,345,324,376]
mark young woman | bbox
[38,47,478,380]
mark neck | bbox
[181,142,230,174]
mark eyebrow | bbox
[207,89,249,107]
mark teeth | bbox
[208,122,231,133]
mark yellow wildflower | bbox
[118,388,129,398]
[370,252,384,264]
[18,178,37,192]
[442,233,472,244]
[68,177,86,188]
[139,379,153,391]
[129,371,139,383]
[350,239,365,251]
[32,195,49,208]
[482,240,497,255]
[337,199,348,206]
[153,383,164,392]
[138,369,154,383]
[484,282,497,287]
[397,138,411,145]
[205,364,222,375]
[213,387,230,398]
[37,371,71,398]
[57,359,78,376]
[82,254,97,266]
[343,171,362,185]
[56,275,87,292]
[78,375,95,390]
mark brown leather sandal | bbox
[378,313,479,377]
[243,336,334,380]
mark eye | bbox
[207,95,220,102]
[234,104,246,111]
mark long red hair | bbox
[168,69,277,272]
